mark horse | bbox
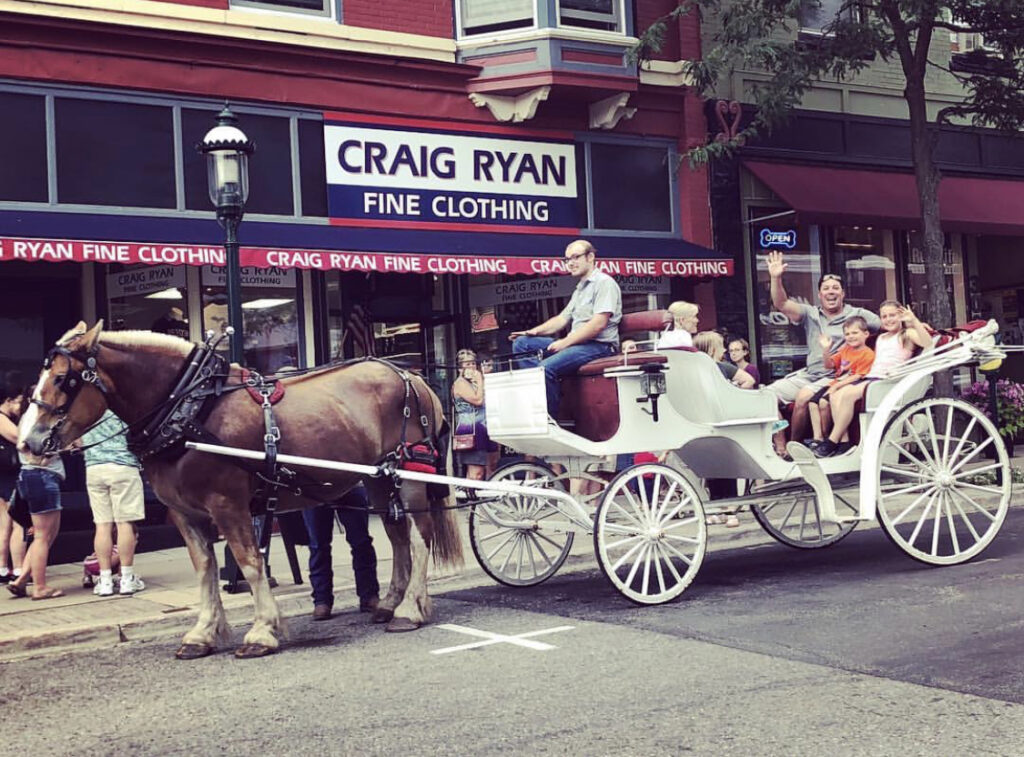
[18,321,463,659]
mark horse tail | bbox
[428,390,464,569]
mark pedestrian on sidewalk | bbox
[79,409,146,596]
[0,373,29,585]
[6,400,65,600]
[302,484,380,621]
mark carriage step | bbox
[786,442,847,524]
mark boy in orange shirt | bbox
[804,316,874,446]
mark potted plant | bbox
[960,377,1024,456]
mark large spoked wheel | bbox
[876,397,1010,565]
[749,483,859,549]
[594,463,706,605]
[469,462,574,587]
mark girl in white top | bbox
[657,300,699,349]
[814,300,932,457]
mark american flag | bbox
[344,303,376,357]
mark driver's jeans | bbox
[512,336,616,416]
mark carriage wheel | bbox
[469,462,574,587]
[876,397,1010,565]
[749,483,859,549]
[593,463,706,605]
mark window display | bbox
[749,208,821,381]
[201,265,299,373]
[107,264,189,336]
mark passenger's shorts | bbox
[17,468,63,515]
[86,463,145,523]
[768,372,831,404]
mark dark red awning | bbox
[744,160,1024,236]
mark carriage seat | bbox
[557,310,673,442]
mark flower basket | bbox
[960,378,1024,455]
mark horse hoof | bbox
[385,617,422,633]
[175,643,214,660]
[371,607,394,624]
[234,643,277,659]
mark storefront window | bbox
[827,225,898,311]
[201,266,300,373]
[0,91,47,203]
[107,264,189,336]
[55,99,175,209]
[901,231,967,327]
[749,207,822,381]
[589,142,673,232]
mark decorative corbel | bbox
[713,100,745,145]
[468,86,551,123]
[588,92,637,130]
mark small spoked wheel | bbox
[593,463,706,605]
[469,462,574,587]
[749,484,858,549]
[876,397,1010,565]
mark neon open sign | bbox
[759,229,797,249]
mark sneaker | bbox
[813,439,838,458]
[94,579,115,597]
[119,575,145,595]
[834,441,855,455]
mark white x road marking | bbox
[430,624,575,655]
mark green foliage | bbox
[635,0,1024,159]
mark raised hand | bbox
[766,250,787,279]
[818,333,832,350]
[898,306,919,325]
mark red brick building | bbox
[0,0,725,377]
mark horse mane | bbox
[98,330,193,356]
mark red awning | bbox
[745,160,1024,236]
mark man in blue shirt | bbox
[80,410,146,596]
[511,239,622,415]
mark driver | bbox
[511,240,621,417]
[765,250,880,447]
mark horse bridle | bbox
[33,343,111,453]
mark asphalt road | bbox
[2,511,1023,756]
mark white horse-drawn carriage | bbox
[469,312,1012,604]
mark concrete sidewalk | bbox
[2,473,1019,662]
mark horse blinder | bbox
[34,345,109,452]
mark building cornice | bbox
[0,0,456,63]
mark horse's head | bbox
[20,320,111,456]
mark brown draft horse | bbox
[19,321,463,658]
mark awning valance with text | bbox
[745,160,1024,236]
[0,236,734,278]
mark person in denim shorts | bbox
[6,442,65,600]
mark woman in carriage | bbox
[812,301,932,457]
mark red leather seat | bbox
[558,311,674,442]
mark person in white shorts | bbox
[80,409,146,596]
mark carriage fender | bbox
[857,369,940,521]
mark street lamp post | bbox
[198,104,254,364]
[198,105,259,593]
